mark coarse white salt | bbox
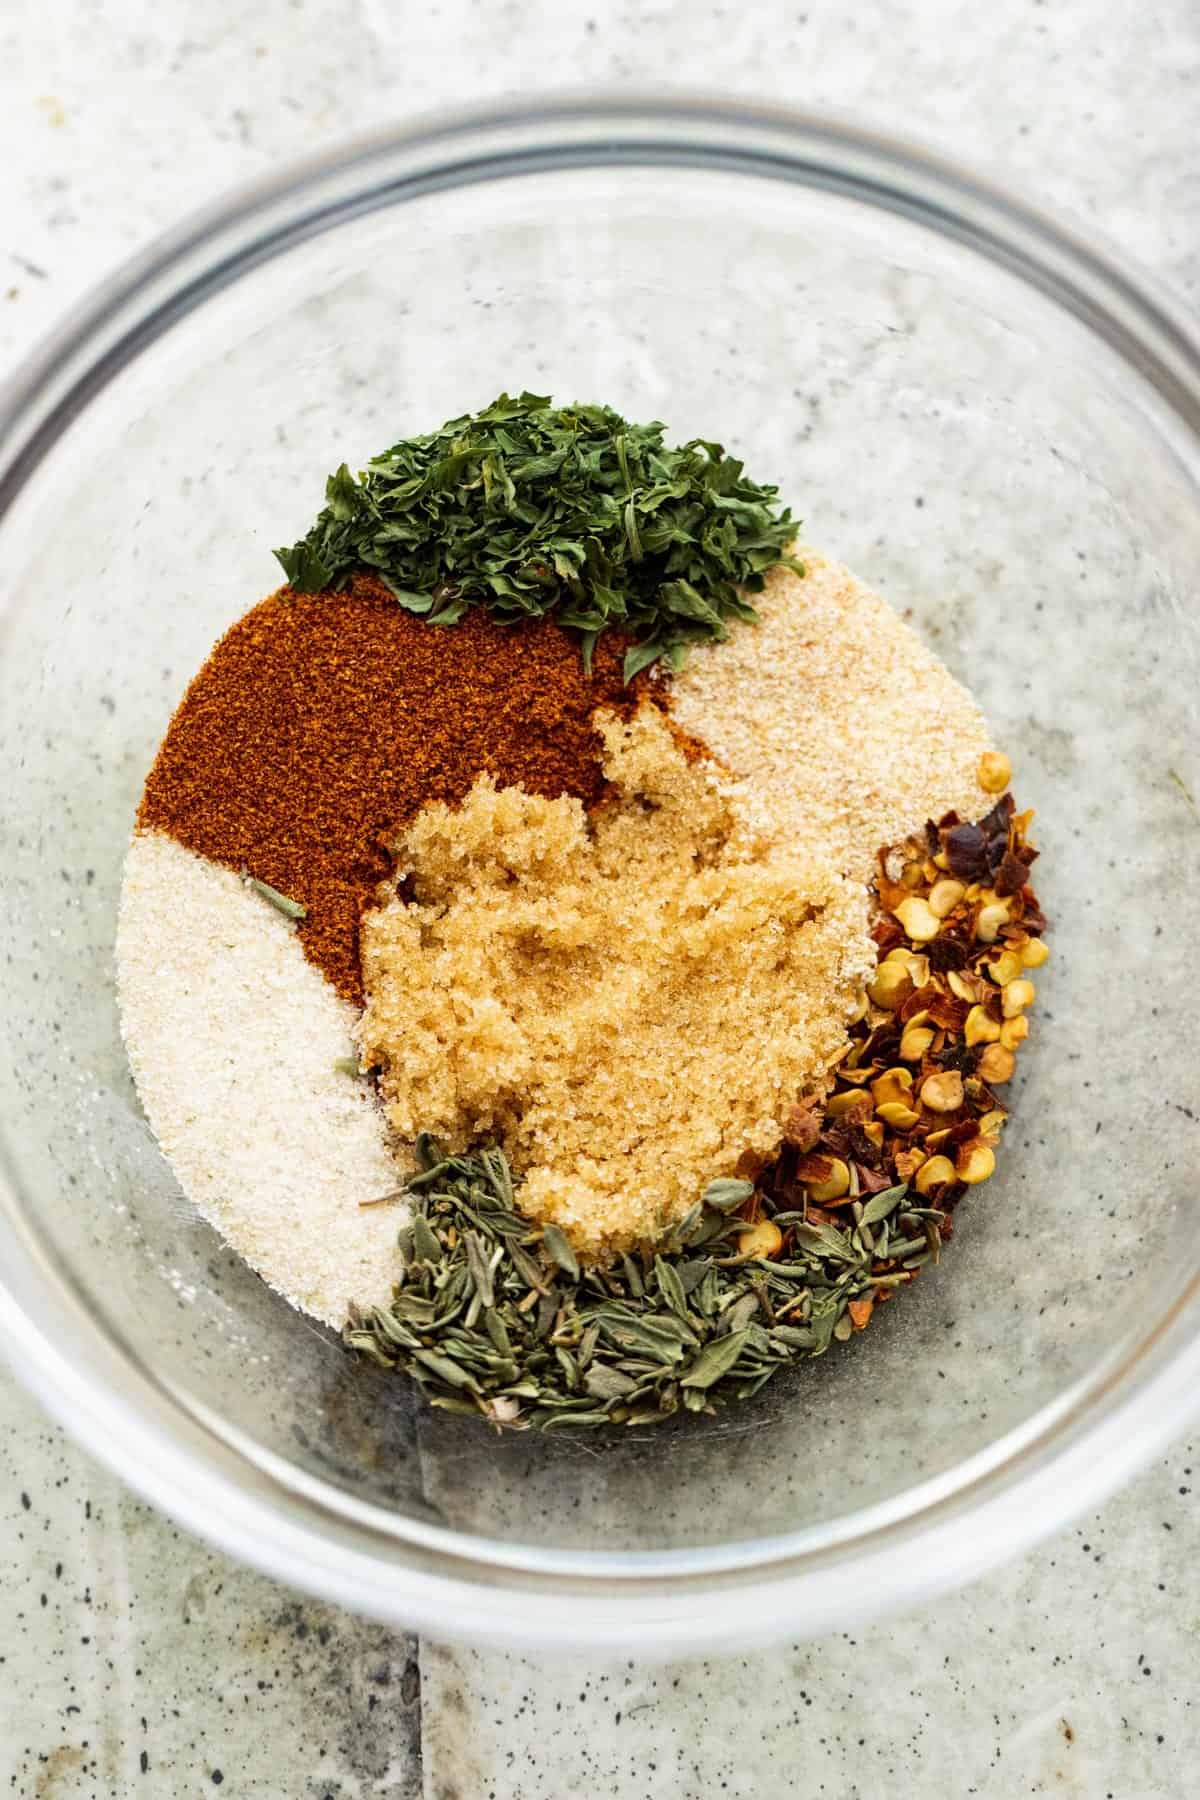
[116,830,406,1327]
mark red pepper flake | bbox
[781,1095,824,1151]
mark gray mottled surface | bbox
[422,1437,1199,1800]
[2,1,1200,1796]
[0,1377,421,1797]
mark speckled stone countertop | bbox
[3,2,1199,1795]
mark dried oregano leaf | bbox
[275,393,803,678]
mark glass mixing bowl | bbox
[2,97,1200,1652]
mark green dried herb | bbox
[858,1183,908,1227]
[343,1136,915,1433]
[701,1177,755,1213]
[540,1223,580,1280]
[275,394,803,680]
[244,875,307,920]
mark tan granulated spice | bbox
[669,548,995,881]
[357,706,873,1260]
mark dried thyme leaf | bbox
[701,1177,755,1213]
[412,1349,481,1392]
[721,1292,761,1336]
[541,1223,580,1280]
[792,1220,859,1263]
[584,1363,640,1401]
[464,1231,496,1309]
[275,394,802,678]
[858,1182,909,1227]
[410,1212,442,1265]
[413,1131,445,1170]
[245,875,307,920]
[540,1410,613,1431]
[405,1160,456,1192]
[620,1252,646,1298]
[343,1140,927,1433]
[654,1256,689,1319]
[680,1328,753,1389]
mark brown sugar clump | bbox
[357,706,874,1261]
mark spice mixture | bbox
[346,793,1043,1426]
[137,575,651,1004]
[358,705,871,1260]
[117,396,1047,1429]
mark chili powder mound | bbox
[138,574,653,1004]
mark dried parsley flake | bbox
[275,393,803,679]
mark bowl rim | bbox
[3,90,1200,1648]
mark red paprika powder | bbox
[139,574,654,1004]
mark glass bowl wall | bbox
[1,100,1198,1648]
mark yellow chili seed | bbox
[870,1066,914,1108]
[876,1101,921,1131]
[978,1108,1008,1137]
[807,1158,850,1202]
[738,1219,783,1260]
[957,1143,996,1184]
[894,896,941,942]
[1021,937,1050,969]
[826,1088,871,1118]
[975,901,1010,944]
[1000,1014,1030,1049]
[987,950,1023,986]
[899,1026,935,1064]
[920,1070,965,1113]
[964,1004,1001,1047]
[867,962,913,1010]
[914,1154,957,1194]
[927,878,967,919]
[1002,978,1036,1017]
[978,750,1012,793]
[976,1042,1016,1084]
